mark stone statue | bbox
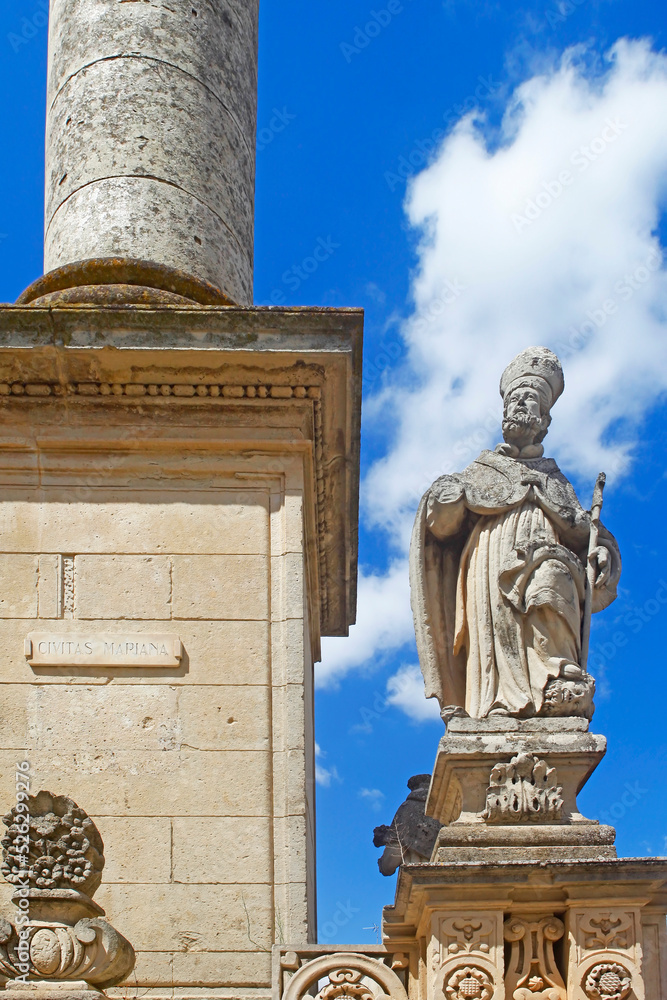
[373,775,441,876]
[410,347,621,721]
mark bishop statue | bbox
[410,347,621,721]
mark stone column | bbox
[42,0,258,305]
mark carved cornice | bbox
[0,381,321,400]
[0,305,362,638]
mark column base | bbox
[16,259,234,307]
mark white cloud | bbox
[366,38,667,542]
[358,788,385,811]
[319,38,667,712]
[317,559,413,688]
[385,665,442,722]
[315,743,341,787]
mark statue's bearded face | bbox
[502,386,550,447]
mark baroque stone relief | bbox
[2,791,104,895]
[482,753,563,824]
[567,909,640,1000]
[513,982,562,999]
[504,915,566,1000]
[280,951,409,1000]
[432,912,502,1000]
[0,791,134,989]
[443,966,494,1000]
[579,912,634,952]
[440,915,497,957]
[410,347,621,721]
[314,968,378,1000]
[583,963,632,1000]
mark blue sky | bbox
[1,0,667,948]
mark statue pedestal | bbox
[377,717,667,999]
[427,717,616,863]
[382,858,667,1000]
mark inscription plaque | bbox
[25,632,183,668]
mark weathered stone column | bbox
[41,0,258,305]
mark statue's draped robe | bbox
[410,451,621,718]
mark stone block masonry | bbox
[0,304,362,995]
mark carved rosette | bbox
[483,754,563,824]
[0,791,135,989]
[443,966,494,1000]
[583,963,632,1000]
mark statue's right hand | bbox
[431,475,465,505]
[427,477,467,539]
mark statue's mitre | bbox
[499,346,564,408]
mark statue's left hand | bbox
[590,545,611,587]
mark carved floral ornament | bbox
[483,753,563,825]
[513,979,561,1000]
[316,968,380,1000]
[583,963,632,1000]
[580,912,633,952]
[443,966,494,1000]
[0,791,134,989]
[2,791,104,894]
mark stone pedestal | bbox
[0,303,362,996]
[382,858,667,1000]
[377,716,667,999]
[427,718,615,862]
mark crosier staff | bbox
[580,471,606,674]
